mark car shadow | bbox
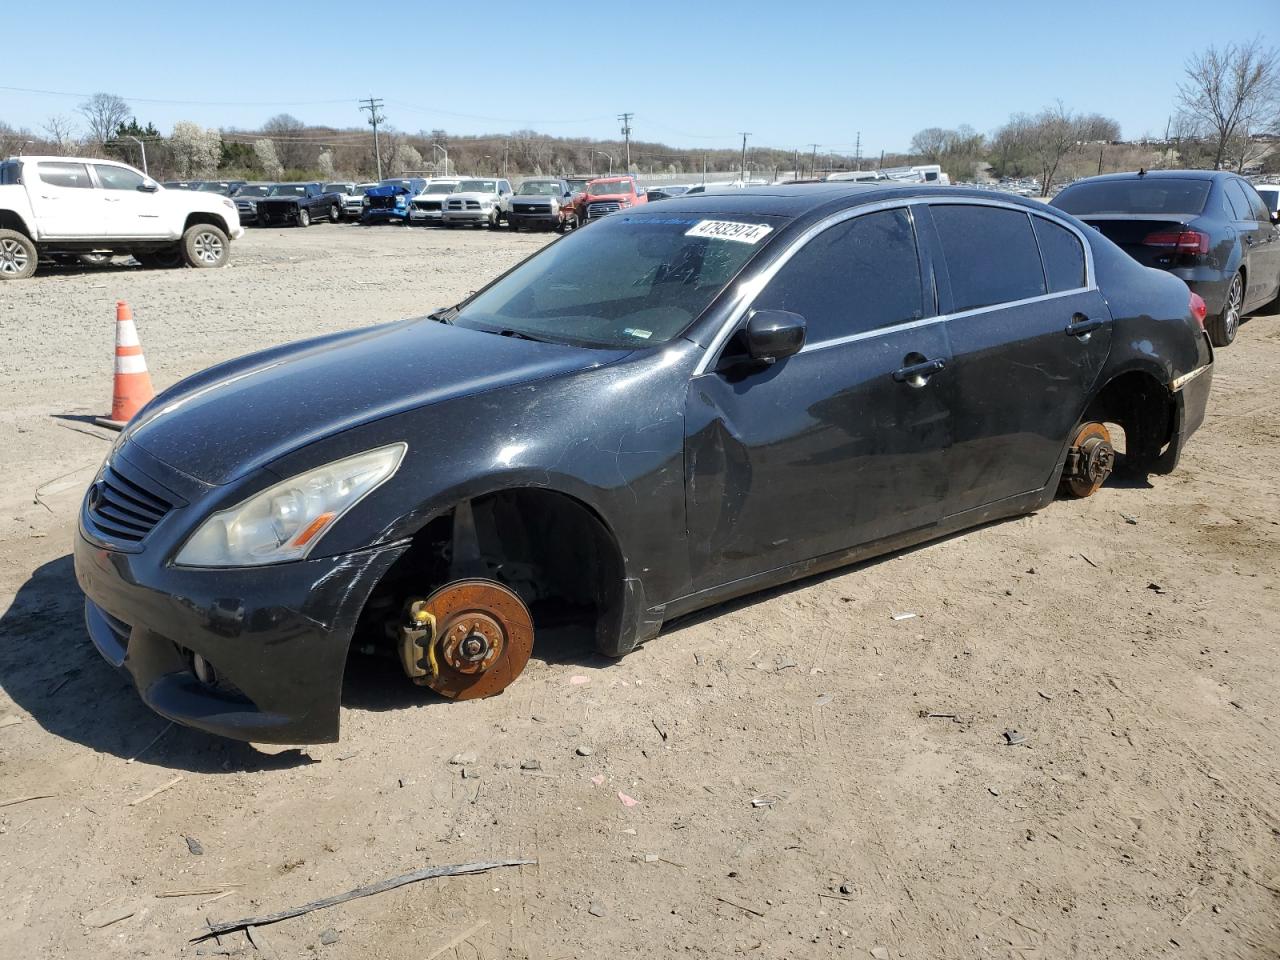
[0,555,314,773]
[35,258,143,278]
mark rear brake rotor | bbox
[1061,421,1114,498]
[400,579,534,700]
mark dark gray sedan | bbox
[1053,170,1280,346]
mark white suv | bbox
[0,156,243,279]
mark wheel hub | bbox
[1061,422,1114,498]
[398,579,534,700]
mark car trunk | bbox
[1075,214,1196,270]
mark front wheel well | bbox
[183,213,229,234]
[354,489,626,665]
[1080,370,1173,471]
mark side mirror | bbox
[742,309,806,363]
[138,180,159,193]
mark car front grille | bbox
[513,203,546,214]
[414,199,443,211]
[586,201,621,218]
[447,200,481,211]
[86,461,175,544]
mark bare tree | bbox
[261,113,308,171]
[390,143,422,175]
[0,121,33,157]
[77,93,130,150]
[42,115,78,154]
[1023,102,1119,196]
[317,150,336,178]
[1178,38,1280,170]
[909,127,949,163]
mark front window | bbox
[588,180,629,196]
[92,164,147,191]
[1054,178,1211,216]
[517,181,563,196]
[267,184,307,197]
[459,179,497,193]
[451,212,785,348]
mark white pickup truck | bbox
[0,155,244,279]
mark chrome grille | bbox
[513,203,544,214]
[586,201,621,218]
[413,199,443,211]
[87,462,175,543]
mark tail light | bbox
[1143,229,1209,255]
[1189,291,1207,329]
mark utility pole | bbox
[738,132,750,184]
[1097,143,1105,176]
[793,148,799,180]
[503,139,509,178]
[808,143,820,179]
[618,112,633,172]
[702,153,707,184]
[359,96,386,180]
[855,131,861,171]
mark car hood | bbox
[513,195,556,204]
[258,195,302,204]
[366,184,411,197]
[126,319,628,485]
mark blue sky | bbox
[1,1,1273,154]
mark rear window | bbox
[932,205,1046,311]
[1032,216,1087,293]
[0,161,21,185]
[1054,179,1211,216]
[1257,187,1280,213]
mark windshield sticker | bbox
[624,328,653,340]
[685,220,773,244]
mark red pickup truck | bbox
[574,175,648,222]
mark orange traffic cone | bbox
[95,301,154,430]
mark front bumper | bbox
[74,495,407,743]
[409,207,444,222]
[257,205,303,226]
[509,208,560,227]
[442,208,494,223]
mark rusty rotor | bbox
[1061,421,1114,499]
[404,579,534,700]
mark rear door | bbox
[685,205,954,590]
[1228,178,1280,307]
[29,161,104,238]
[926,202,1111,516]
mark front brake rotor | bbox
[400,579,534,700]
[1061,421,1115,498]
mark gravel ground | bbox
[1,223,1278,959]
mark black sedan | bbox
[75,185,1214,743]
[1052,169,1280,346]
[255,182,343,227]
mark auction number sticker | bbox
[685,220,773,244]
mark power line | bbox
[738,132,751,183]
[359,97,386,180]
[0,84,352,107]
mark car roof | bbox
[645,183,1056,218]
[1065,170,1232,186]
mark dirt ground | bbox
[1,223,1278,960]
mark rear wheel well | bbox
[1080,371,1172,471]
[0,211,32,237]
[354,489,625,665]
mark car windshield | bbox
[517,181,563,196]
[566,179,591,192]
[1055,178,1212,216]
[424,181,460,194]
[196,182,230,193]
[323,183,349,194]
[268,184,308,197]
[1258,188,1280,213]
[588,180,629,196]
[452,212,784,348]
[459,179,497,193]
[235,184,272,197]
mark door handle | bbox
[1065,314,1104,338]
[893,357,946,385]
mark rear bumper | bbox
[74,528,407,744]
[1157,334,1214,473]
[1169,267,1232,316]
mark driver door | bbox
[93,164,162,237]
[684,206,954,592]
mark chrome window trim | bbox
[693,195,1097,375]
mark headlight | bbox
[174,443,406,567]
[362,197,371,206]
